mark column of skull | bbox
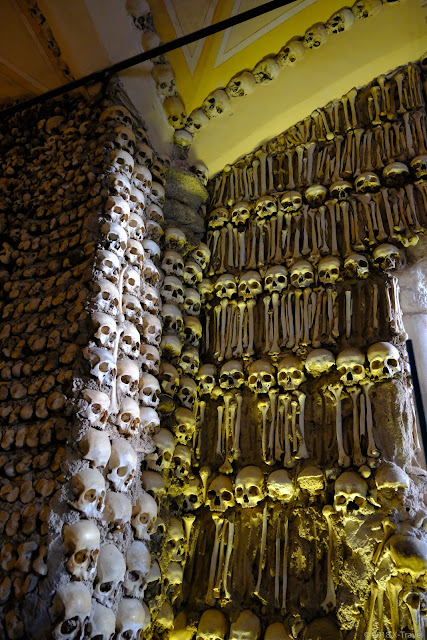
[167,56,427,640]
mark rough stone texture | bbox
[164,167,208,237]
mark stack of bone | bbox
[162,58,427,639]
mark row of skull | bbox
[196,343,401,394]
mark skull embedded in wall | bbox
[117,357,140,399]
[199,278,215,303]
[93,543,126,605]
[132,164,152,196]
[185,108,209,135]
[367,342,401,380]
[51,582,91,640]
[140,373,161,407]
[124,541,151,598]
[264,266,288,293]
[110,149,134,179]
[183,315,202,346]
[374,462,410,507]
[142,257,161,284]
[373,243,403,271]
[161,275,185,305]
[71,468,105,518]
[132,491,158,540]
[318,256,341,285]
[383,161,410,187]
[122,294,143,325]
[238,271,262,299]
[143,238,161,261]
[116,397,141,437]
[162,303,184,334]
[174,129,193,147]
[276,38,306,67]
[107,438,137,492]
[86,602,116,640]
[103,491,132,531]
[159,362,180,396]
[164,227,187,252]
[333,470,368,516]
[215,273,237,299]
[101,220,127,258]
[173,407,197,445]
[209,206,230,229]
[197,609,228,640]
[219,360,245,389]
[83,346,117,387]
[202,89,231,118]
[410,155,427,181]
[183,260,203,287]
[126,239,144,270]
[119,322,141,358]
[95,249,121,285]
[190,242,211,270]
[79,428,111,468]
[105,195,130,225]
[344,253,370,278]
[142,313,162,346]
[147,428,176,472]
[152,63,177,98]
[226,70,256,98]
[305,349,335,377]
[192,162,209,187]
[351,0,382,19]
[297,465,325,499]
[179,344,200,375]
[247,359,276,394]
[63,520,100,580]
[164,96,187,129]
[255,195,278,218]
[281,190,304,214]
[146,203,164,225]
[166,517,186,561]
[183,287,201,316]
[151,181,165,206]
[197,364,217,395]
[231,201,251,226]
[140,344,160,375]
[116,598,150,640]
[140,407,160,433]
[134,141,153,168]
[141,470,167,507]
[330,180,352,201]
[326,8,355,34]
[146,219,164,242]
[303,22,329,48]
[100,104,133,127]
[207,475,235,511]
[161,334,182,360]
[277,355,306,390]
[109,172,131,200]
[173,444,192,479]
[162,250,184,278]
[123,267,141,297]
[79,388,110,427]
[290,260,314,288]
[113,125,135,153]
[336,348,366,385]
[253,56,280,83]
[354,171,381,193]
[267,469,294,502]
[182,476,203,511]
[177,376,198,409]
[127,213,145,243]
[229,610,261,640]
[92,280,120,316]
[235,466,266,508]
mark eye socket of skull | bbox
[353,365,363,374]
[249,485,259,496]
[292,371,302,380]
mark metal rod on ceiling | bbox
[1,0,296,119]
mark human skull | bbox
[326,8,355,33]
[115,397,141,437]
[410,155,427,181]
[177,376,198,410]
[185,107,209,134]
[141,470,166,507]
[231,201,252,226]
[352,0,382,19]
[92,280,120,317]
[297,465,325,498]
[71,468,105,518]
[132,492,158,540]
[112,125,135,153]
[355,171,381,193]
[162,250,184,278]
[192,162,209,187]
[247,359,276,394]
[305,349,335,377]
[303,22,329,48]
[140,344,160,375]
[151,181,165,206]
[124,540,151,598]
[280,190,303,213]
[174,129,193,147]
[140,407,160,433]
[117,357,140,399]
[134,141,153,168]
[383,161,410,187]
[79,428,111,468]
[115,598,150,640]
[182,316,201,348]
[219,360,245,389]
[336,348,366,385]
[142,238,161,261]
[109,172,131,200]
[290,260,314,288]
[126,238,144,270]
[173,444,192,479]
[110,149,134,179]
[253,56,280,83]
[104,195,130,225]
[277,38,306,67]
[162,303,184,334]
[83,346,116,387]
[182,476,203,511]
[142,257,161,284]
[197,610,227,640]
[344,253,370,278]
[147,428,176,472]
[229,611,261,640]
[264,266,288,293]
[374,462,410,506]
[164,96,187,129]
[305,184,328,207]
[123,267,141,298]
[367,342,401,380]
[277,355,306,390]
[52,582,91,640]
[141,313,162,346]
[103,491,132,531]
[128,212,145,242]
[207,475,235,512]
[183,288,201,316]
[95,249,121,285]
[318,256,341,284]
[152,63,176,97]
[173,407,197,445]
[199,278,215,303]
[267,469,294,502]
[388,533,427,580]
[197,364,217,395]
[122,294,143,324]
[179,345,200,376]
[238,271,262,299]
[164,227,187,251]
[139,372,160,407]
[208,206,230,229]
[63,520,100,580]
[330,180,352,200]
[255,195,277,218]
[119,322,141,359]
[146,203,164,224]
[161,275,185,305]
[202,89,231,118]
[159,362,179,396]
[183,261,203,288]
[160,334,182,360]
[215,273,237,299]
[93,544,126,605]
[107,438,137,492]
[100,104,133,126]
[226,70,256,98]
[86,602,116,640]
[79,388,110,428]
[235,466,266,508]
[334,470,368,515]
[101,220,127,258]
[373,243,403,270]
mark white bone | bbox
[321,505,336,612]
[328,383,350,467]
[206,515,223,605]
[361,379,380,458]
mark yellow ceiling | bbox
[0,0,69,106]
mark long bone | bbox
[215,170,228,207]
[228,170,235,206]
[394,72,406,115]
[285,149,295,190]
[311,287,324,348]
[302,288,311,346]
[396,188,418,245]
[212,174,222,205]
[403,112,416,157]
[196,400,207,459]
[404,183,423,233]
[340,200,352,256]
[328,383,350,467]
[267,389,279,463]
[308,209,320,262]
[219,394,234,474]
[233,165,241,201]
[246,299,256,356]
[319,205,330,254]
[218,299,229,361]
[275,515,281,607]
[387,576,402,637]
[183,514,196,561]
[206,514,224,605]
[358,194,376,245]
[283,213,293,260]
[326,289,336,345]
[216,405,224,457]
[379,188,399,241]
[295,146,305,186]
[372,284,379,331]
[281,395,293,468]
[404,591,423,640]
[372,518,396,566]
[353,128,364,177]
[252,158,260,198]
[412,110,427,155]
[234,301,246,358]
[293,290,303,349]
[294,390,308,459]
[223,514,235,601]
[316,147,327,181]
[306,142,316,185]
[275,153,285,191]
[258,148,268,195]
[257,220,266,267]
[275,395,285,461]
[321,505,336,613]
[364,129,374,172]
[290,400,298,454]
[348,88,359,128]
[332,291,339,339]
[281,517,289,613]
[370,86,382,125]
[218,227,228,274]
[273,210,284,263]
[243,162,250,200]
[348,386,365,467]
[270,293,281,355]
[259,399,270,464]
[332,135,344,182]
[246,222,257,269]
[301,207,310,256]
[263,295,272,354]
[286,291,295,349]
[360,379,380,459]
[227,223,234,267]
[232,393,243,459]
[365,582,378,640]
[254,503,269,597]
[382,122,392,160]
[280,293,288,348]
[225,301,237,360]
[373,128,384,170]
[378,75,391,116]
[267,216,277,263]
[342,131,353,178]
[345,290,352,340]
[267,155,274,192]
[292,215,302,260]
[213,519,227,597]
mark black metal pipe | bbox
[0,0,295,119]
[406,339,427,465]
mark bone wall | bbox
[155,58,427,640]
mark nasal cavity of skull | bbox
[235,485,259,503]
[207,489,233,508]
